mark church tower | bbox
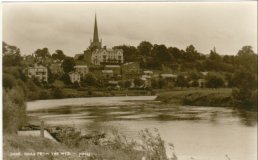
[89,14,102,50]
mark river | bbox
[27,96,257,160]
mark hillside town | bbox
[2,13,257,103]
[3,15,240,92]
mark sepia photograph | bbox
[2,1,257,160]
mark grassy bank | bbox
[28,87,154,101]
[4,126,169,160]
[156,88,234,107]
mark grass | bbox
[156,88,233,107]
[3,134,81,160]
[4,128,171,160]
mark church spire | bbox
[93,14,99,43]
[89,13,102,50]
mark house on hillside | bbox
[74,65,89,79]
[27,65,48,83]
[91,48,123,65]
[69,71,80,84]
[105,65,121,77]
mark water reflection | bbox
[27,97,257,160]
[28,100,257,128]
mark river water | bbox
[27,96,257,160]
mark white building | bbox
[91,48,123,65]
[74,65,89,78]
[69,72,80,83]
[27,65,48,83]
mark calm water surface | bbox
[27,96,257,160]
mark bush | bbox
[3,74,17,89]
[3,87,27,133]
[139,129,168,160]
[232,88,257,110]
[206,73,224,88]
[39,90,51,99]
[51,87,64,99]
[83,73,97,86]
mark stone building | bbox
[27,65,48,83]
[91,48,123,65]
[84,14,123,66]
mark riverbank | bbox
[27,87,155,101]
[156,88,234,107]
[4,124,168,160]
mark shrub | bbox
[39,90,51,99]
[51,87,64,99]
[139,129,167,160]
[3,74,16,89]
[3,87,27,133]
[206,74,224,88]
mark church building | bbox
[84,14,123,66]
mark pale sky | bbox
[2,1,257,56]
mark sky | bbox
[2,1,257,56]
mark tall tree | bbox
[61,57,75,73]
[184,45,201,61]
[137,41,153,57]
[151,44,171,65]
[113,45,138,62]
[3,42,23,66]
[34,48,51,58]
[237,46,257,73]
[52,50,66,61]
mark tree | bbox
[231,70,257,109]
[3,74,17,89]
[232,70,256,91]
[152,44,171,63]
[3,86,27,133]
[34,48,51,58]
[3,42,23,66]
[137,41,153,57]
[151,79,158,89]
[237,46,257,74]
[184,45,201,61]
[52,50,66,61]
[83,73,97,86]
[134,78,144,87]
[61,57,75,73]
[51,87,64,99]
[113,45,139,62]
[175,75,188,88]
[124,80,131,89]
[167,47,183,61]
[61,73,71,85]
[205,74,224,88]
[209,50,222,62]
[191,80,199,87]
